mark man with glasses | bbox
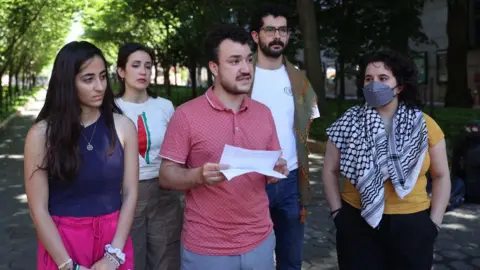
[249,3,320,270]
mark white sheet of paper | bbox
[219,144,287,181]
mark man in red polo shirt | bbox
[158,24,288,270]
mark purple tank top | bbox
[48,114,124,217]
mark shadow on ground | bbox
[0,113,38,269]
[1,97,479,270]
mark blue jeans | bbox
[266,169,304,270]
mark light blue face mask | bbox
[363,81,396,107]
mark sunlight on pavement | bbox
[309,153,324,174]
[445,211,479,220]
[309,153,324,161]
[14,193,28,204]
[0,154,24,160]
[441,223,468,231]
[18,109,41,117]
[0,139,12,145]
[13,209,31,217]
[16,89,46,117]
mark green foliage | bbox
[317,0,428,74]
[0,0,80,114]
[82,0,306,71]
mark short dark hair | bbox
[356,50,423,108]
[204,24,250,63]
[250,3,291,33]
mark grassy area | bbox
[115,83,480,150]
[149,84,207,106]
[111,82,206,106]
[0,87,43,123]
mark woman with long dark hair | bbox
[322,50,451,269]
[115,43,182,270]
[24,41,138,270]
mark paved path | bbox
[0,90,479,269]
[303,152,480,270]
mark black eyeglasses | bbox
[260,26,289,37]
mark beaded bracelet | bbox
[104,252,120,269]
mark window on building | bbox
[436,50,448,84]
[413,52,428,84]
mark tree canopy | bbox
[0,0,80,114]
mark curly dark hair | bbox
[249,3,291,33]
[205,23,251,63]
[356,50,423,109]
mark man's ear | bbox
[251,31,259,44]
[208,61,219,77]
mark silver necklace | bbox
[80,120,98,151]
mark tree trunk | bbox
[163,65,171,97]
[32,74,36,88]
[0,72,3,114]
[297,0,328,116]
[154,63,159,84]
[15,72,20,97]
[334,61,339,98]
[207,67,213,86]
[197,67,202,88]
[337,54,346,115]
[174,65,178,85]
[189,63,197,98]
[7,70,13,109]
[22,69,26,93]
[445,0,471,107]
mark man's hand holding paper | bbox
[268,157,289,184]
[199,162,230,186]
[218,144,289,181]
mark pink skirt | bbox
[37,211,134,269]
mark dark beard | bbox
[259,39,285,58]
[220,80,244,96]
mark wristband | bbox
[330,208,341,217]
[105,244,125,264]
[58,258,72,269]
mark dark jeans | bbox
[266,169,304,270]
[335,201,438,270]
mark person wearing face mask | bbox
[322,50,451,270]
[115,43,182,270]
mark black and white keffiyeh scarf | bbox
[326,103,428,228]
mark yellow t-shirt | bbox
[341,113,445,214]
